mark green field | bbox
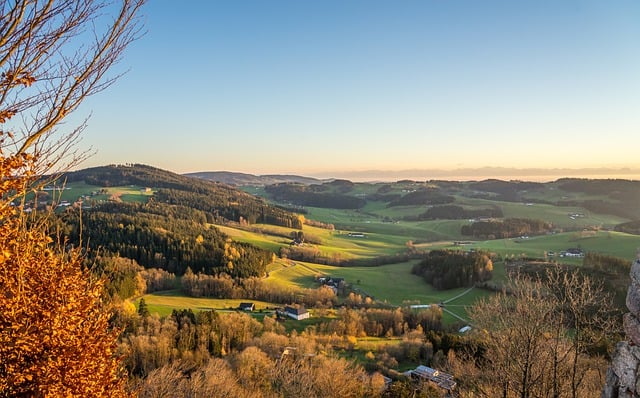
[266,259,491,323]
[138,290,279,317]
[421,230,640,264]
[216,223,408,260]
[40,181,154,205]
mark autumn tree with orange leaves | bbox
[0,1,144,396]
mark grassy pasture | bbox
[138,290,278,317]
[216,223,408,260]
[449,195,627,230]
[422,230,640,264]
[303,205,471,243]
[40,181,154,204]
[266,259,488,323]
[214,224,287,252]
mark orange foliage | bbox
[0,139,130,397]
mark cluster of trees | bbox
[302,218,335,230]
[557,178,640,197]
[64,164,304,228]
[552,179,640,219]
[91,255,177,301]
[387,189,455,207]
[265,183,366,209]
[412,250,493,290]
[180,270,337,308]
[122,309,388,397]
[614,220,640,235]
[461,217,553,239]
[316,307,444,339]
[154,187,302,228]
[58,202,273,277]
[279,244,412,267]
[412,204,503,221]
[316,179,356,193]
[558,198,638,220]
[467,180,544,202]
[501,256,630,313]
[583,252,631,276]
[467,271,614,398]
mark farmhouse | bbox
[283,306,310,320]
[238,302,255,312]
[406,365,456,392]
[318,276,344,287]
[561,248,584,258]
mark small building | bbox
[239,302,255,312]
[283,306,310,320]
[318,276,344,289]
[562,248,584,258]
[408,365,456,392]
[458,325,472,334]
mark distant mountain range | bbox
[184,167,640,185]
[184,171,329,186]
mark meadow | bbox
[40,181,153,205]
[138,290,278,318]
[67,178,640,326]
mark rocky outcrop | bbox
[602,257,640,397]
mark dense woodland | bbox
[63,164,303,228]
[58,201,273,277]
[467,179,544,201]
[387,189,455,207]
[265,182,366,209]
[412,250,494,290]
[412,204,503,221]
[460,217,554,239]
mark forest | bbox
[460,217,554,239]
[63,164,303,228]
[412,204,503,221]
[411,250,494,290]
[265,182,366,209]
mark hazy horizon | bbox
[182,165,640,183]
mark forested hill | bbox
[185,170,325,186]
[62,164,303,228]
[49,164,308,277]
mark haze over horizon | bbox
[185,165,640,184]
[71,1,639,177]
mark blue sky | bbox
[75,1,640,179]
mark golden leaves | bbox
[0,154,129,397]
[1,70,36,88]
[0,109,17,123]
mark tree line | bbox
[265,183,366,209]
[62,164,304,229]
[461,217,553,239]
[387,189,455,207]
[58,201,273,277]
[412,250,493,290]
[410,204,503,221]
